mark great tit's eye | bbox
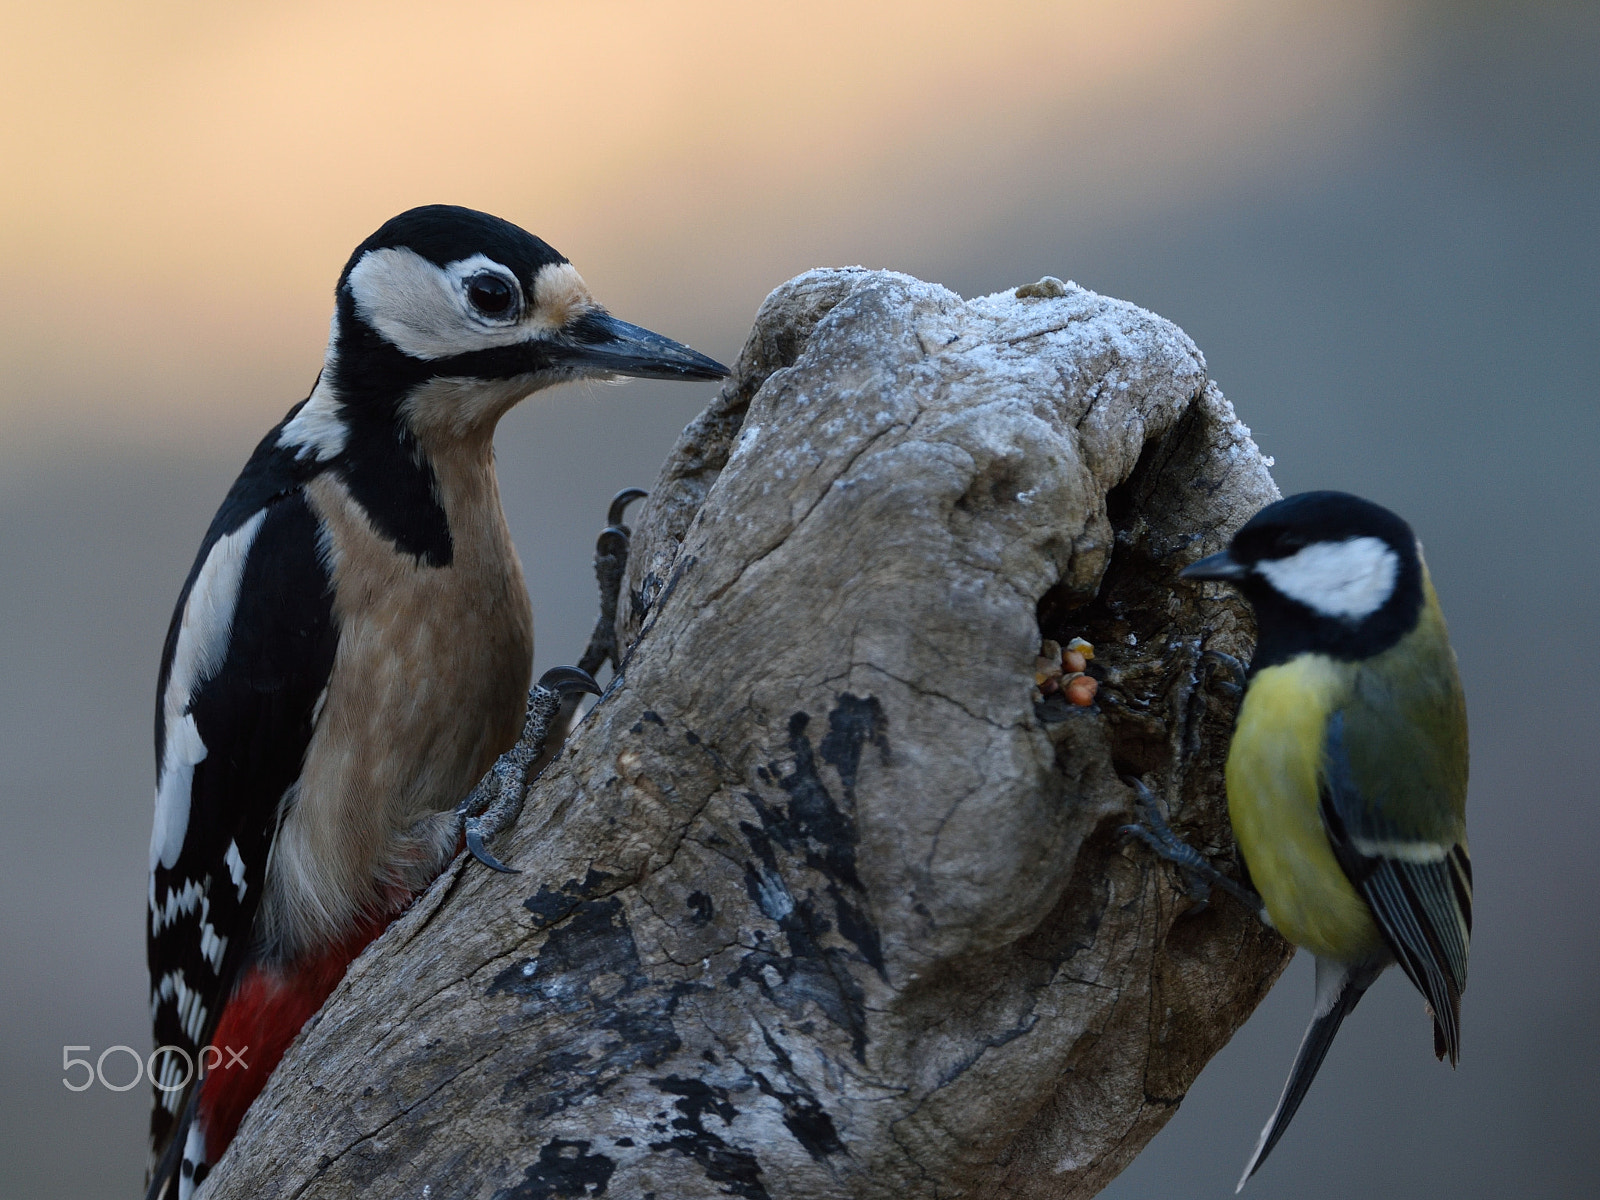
[466,273,517,318]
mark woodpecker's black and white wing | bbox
[147,406,337,1170]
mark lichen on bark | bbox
[204,268,1288,1200]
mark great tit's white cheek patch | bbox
[1257,536,1399,619]
[528,262,596,333]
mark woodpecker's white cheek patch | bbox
[348,248,590,361]
[1257,536,1398,620]
[151,510,267,873]
[347,247,468,359]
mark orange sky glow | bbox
[0,0,1401,445]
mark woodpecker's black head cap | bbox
[340,205,568,298]
[1182,490,1425,667]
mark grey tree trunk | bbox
[204,269,1288,1200]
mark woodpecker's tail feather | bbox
[1237,957,1383,1191]
[145,1087,200,1200]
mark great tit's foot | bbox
[1119,776,1264,918]
[457,666,603,873]
[1183,649,1251,760]
[578,488,648,678]
[1199,649,1248,697]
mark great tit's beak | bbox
[559,312,728,382]
[1181,550,1250,581]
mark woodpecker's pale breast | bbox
[261,439,532,958]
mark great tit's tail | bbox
[1237,956,1384,1191]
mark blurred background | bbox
[2,1,1595,1195]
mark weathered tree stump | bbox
[205,268,1288,1199]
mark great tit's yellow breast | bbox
[1227,655,1385,960]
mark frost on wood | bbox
[205,269,1288,1199]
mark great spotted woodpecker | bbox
[145,205,726,1199]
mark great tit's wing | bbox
[147,424,336,1187]
[1237,956,1382,1191]
[1319,710,1471,1063]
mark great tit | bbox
[1180,490,1470,1189]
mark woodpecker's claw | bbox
[608,487,648,529]
[464,821,520,874]
[538,665,605,698]
[595,525,629,562]
[457,666,603,872]
[578,489,647,677]
[1119,775,1264,918]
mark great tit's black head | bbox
[1183,491,1425,666]
[324,205,726,432]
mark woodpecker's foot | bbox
[456,666,602,873]
[1119,776,1264,918]
[577,488,648,678]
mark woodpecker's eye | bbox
[466,273,517,318]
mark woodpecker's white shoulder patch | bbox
[1257,536,1398,620]
[151,510,267,873]
[346,247,594,360]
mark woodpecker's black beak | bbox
[559,312,728,382]
[1181,550,1250,582]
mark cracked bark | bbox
[204,269,1289,1199]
